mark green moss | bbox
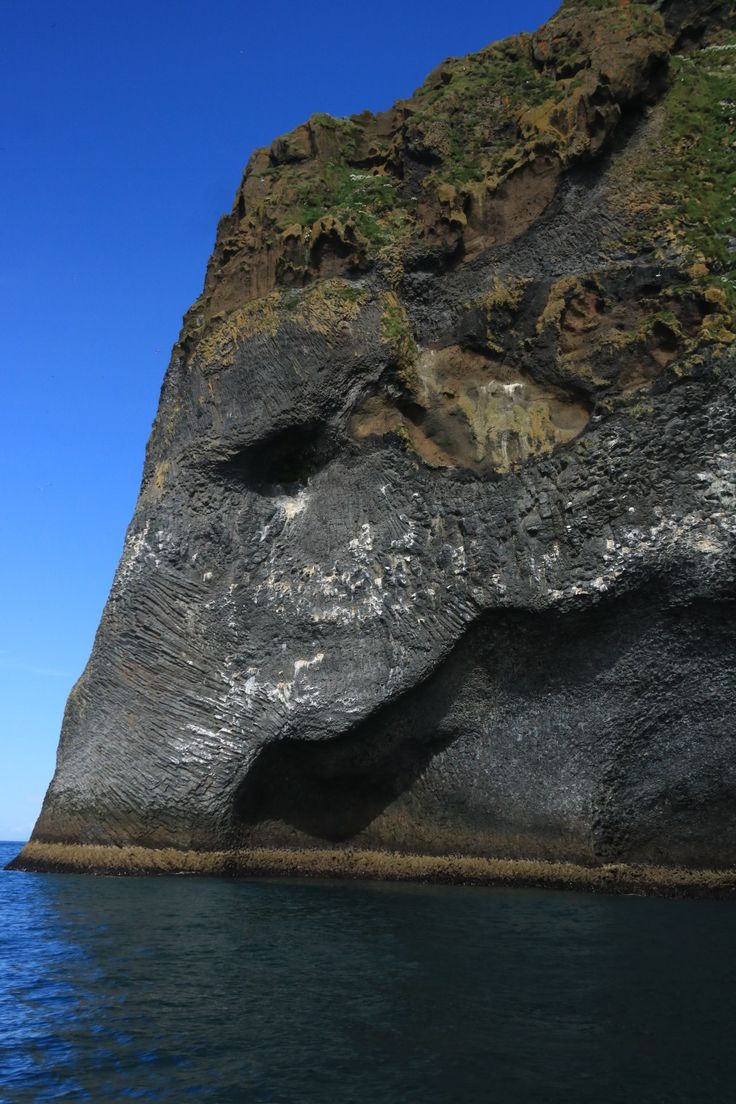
[627,38,736,309]
[310,113,365,159]
[411,38,559,188]
[559,0,654,16]
[281,290,301,311]
[467,276,530,355]
[381,293,418,383]
[295,161,407,244]
[311,112,339,127]
[295,279,368,335]
[328,283,365,306]
[393,422,415,452]
[202,1,670,311]
[569,0,618,9]
[556,0,664,31]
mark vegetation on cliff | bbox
[22,0,736,888]
[621,33,736,312]
[174,1,736,474]
[183,2,670,321]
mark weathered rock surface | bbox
[13,0,736,885]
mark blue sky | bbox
[0,0,557,841]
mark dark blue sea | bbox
[2,841,736,1103]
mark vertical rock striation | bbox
[12,0,736,891]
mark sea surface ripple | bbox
[2,841,736,1102]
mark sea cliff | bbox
[11,0,736,895]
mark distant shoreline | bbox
[7,841,736,900]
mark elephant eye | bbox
[218,421,334,495]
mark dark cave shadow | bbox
[232,699,460,843]
[231,589,736,848]
[217,420,336,497]
[229,594,599,843]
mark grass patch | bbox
[381,293,418,383]
[410,38,559,188]
[295,162,405,245]
[625,36,736,309]
[195,1,669,311]
[294,279,367,336]
[188,293,282,372]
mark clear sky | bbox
[1,0,558,841]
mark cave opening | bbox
[218,421,336,496]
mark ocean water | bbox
[2,842,736,1103]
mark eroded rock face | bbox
[26,0,736,872]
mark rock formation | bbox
[12,0,736,893]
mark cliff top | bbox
[180,0,735,341]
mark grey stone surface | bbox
[28,0,736,871]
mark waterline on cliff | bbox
[9,840,736,899]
